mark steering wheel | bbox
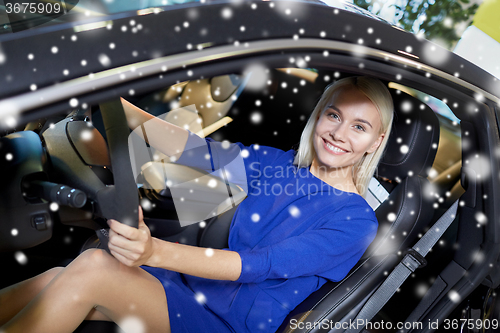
[96,100,139,234]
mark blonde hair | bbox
[293,76,394,197]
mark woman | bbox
[0,76,393,333]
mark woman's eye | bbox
[354,124,366,131]
[328,112,340,120]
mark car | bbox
[1,0,500,332]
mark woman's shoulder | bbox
[317,192,377,224]
[234,143,295,168]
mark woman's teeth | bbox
[326,142,347,153]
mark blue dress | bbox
[141,133,378,333]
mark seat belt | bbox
[365,177,390,210]
[344,199,459,333]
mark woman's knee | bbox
[69,249,118,273]
[42,267,64,282]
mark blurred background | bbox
[326,0,499,78]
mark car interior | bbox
[1,61,496,333]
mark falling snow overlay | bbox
[117,316,145,333]
[1,0,499,331]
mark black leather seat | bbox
[198,89,440,332]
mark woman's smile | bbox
[310,86,385,189]
[322,138,349,155]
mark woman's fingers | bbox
[109,240,148,267]
[108,225,151,266]
[108,228,146,251]
[108,229,132,250]
[108,238,144,262]
[108,219,139,240]
[108,245,136,267]
[106,210,153,266]
[138,205,144,222]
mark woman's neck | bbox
[309,159,359,194]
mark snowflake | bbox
[141,198,152,211]
[243,64,268,91]
[205,248,214,257]
[422,43,449,66]
[296,58,306,68]
[195,292,207,304]
[207,179,217,188]
[221,7,233,19]
[415,283,428,297]
[80,129,93,141]
[69,98,79,107]
[289,206,300,218]
[475,212,487,224]
[118,316,145,333]
[98,54,111,66]
[251,213,260,222]
[401,101,412,112]
[448,290,461,303]
[474,93,485,103]
[15,251,28,265]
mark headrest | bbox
[377,90,440,180]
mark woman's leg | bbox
[0,267,63,325]
[0,249,171,333]
[0,267,111,326]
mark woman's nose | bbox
[330,124,347,142]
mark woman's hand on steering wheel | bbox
[107,206,155,267]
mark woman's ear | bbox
[367,133,385,154]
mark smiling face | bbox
[312,86,385,182]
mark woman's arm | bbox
[149,238,242,281]
[106,206,242,281]
[118,97,190,158]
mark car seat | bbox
[198,88,440,332]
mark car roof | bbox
[0,0,499,107]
